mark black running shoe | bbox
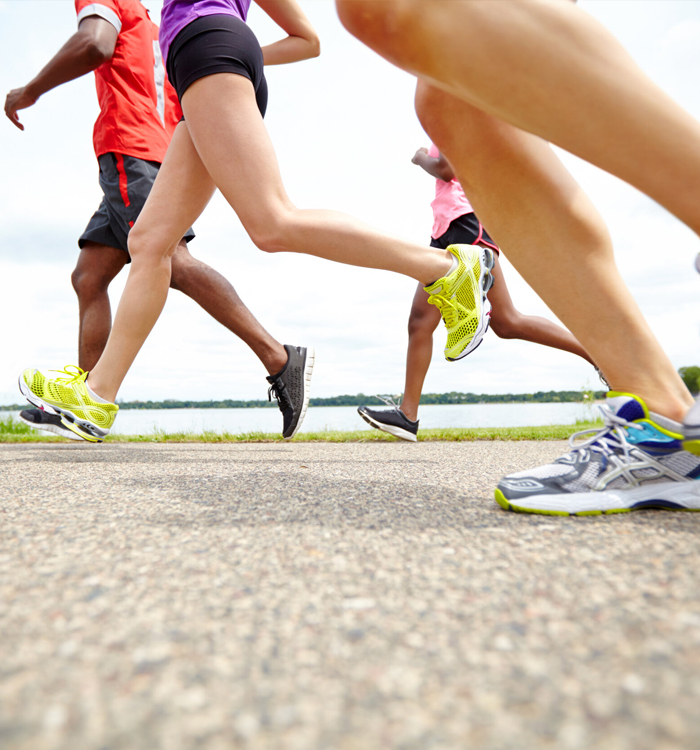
[358,396,419,442]
[267,345,315,440]
[19,408,82,440]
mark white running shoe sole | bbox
[447,245,495,362]
[286,348,315,440]
[496,479,700,516]
[358,409,418,442]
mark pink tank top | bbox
[429,144,473,240]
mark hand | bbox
[411,147,428,164]
[5,86,37,130]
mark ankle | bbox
[263,344,289,377]
[400,403,418,422]
[84,374,115,404]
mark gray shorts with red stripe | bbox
[79,153,195,261]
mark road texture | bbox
[1,441,699,750]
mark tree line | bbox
[1,389,606,411]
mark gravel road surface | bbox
[1,441,699,750]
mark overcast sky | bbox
[1,0,699,405]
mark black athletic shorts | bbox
[430,212,499,254]
[166,14,268,117]
[79,153,195,260]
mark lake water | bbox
[6,401,598,436]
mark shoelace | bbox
[268,379,291,411]
[50,365,88,385]
[374,394,402,413]
[566,403,645,464]
[427,294,459,327]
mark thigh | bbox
[130,121,216,256]
[181,73,293,235]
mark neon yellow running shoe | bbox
[424,244,495,361]
[18,366,118,442]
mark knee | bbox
[127,225,175,268]
[246,211,296,255]
[490,309,522,340]
[414,81,448,139]
[126,225,149,263]
[408,308,436,339]
[71,263,109,300]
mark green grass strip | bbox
[0,415,601,444]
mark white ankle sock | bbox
[86,384,111,404]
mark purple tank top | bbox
[160,0,252,66]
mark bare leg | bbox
[180,74,453,284]
[170,241,287,375]
[400,283,441,421]
[487,255,594,366]
[87,75,456,403]
[336,0,700,236]
[87,122,216,401]
[70,242,127,371]
[412,82,692,420]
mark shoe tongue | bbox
[605,392,647,422]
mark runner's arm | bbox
[411,147,455,182]
[4,16,118,130]
[255,0,320,65]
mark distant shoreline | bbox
[0,389,604,412]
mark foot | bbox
[683,397,700,455]
[266,345,314,440]
[19,408,82,440]
[495,392,700,515]
[358,397,419,442]
[424,244,494,361]
[18,366,118,442]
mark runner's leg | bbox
[179,73,453,284]
[413,81,692,420]
[487,255,595,366]
[71,242,127,371]
[401,283,441,422]
[336,0,700,235]
[86,122,216,401]
[169,241,288,376]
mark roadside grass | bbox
[0,414,602,444]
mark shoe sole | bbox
[357,408,418,442]
[286,348,315,440]
[446,246,495,362]
[18,414,83,441]
[18,374,108,443]
[495,482,700,516]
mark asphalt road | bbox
[1,441,699,750]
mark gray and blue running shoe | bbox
[496,392,700,515]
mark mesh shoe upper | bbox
[424,244,492,360]
[498,392,700,502]
[21,366,118,431]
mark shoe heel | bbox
[481,246,495,272]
